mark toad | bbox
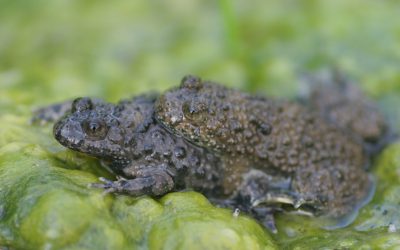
[33,72,389,232]
[155,73,390,230]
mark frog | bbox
[154,74,390,230]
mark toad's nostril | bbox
[54,119,86,147]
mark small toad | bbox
[33,72,390,232]
[41,95,225,197]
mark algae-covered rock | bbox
[1,1,400,249]
[148,192,274,250]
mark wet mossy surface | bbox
[1,1,400,249]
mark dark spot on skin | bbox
[174,146,186,159]
[230,119,243,132]
[131,150,142,160]
[143,143,154,155]
[250,119,272,135]
[259,123,272,135]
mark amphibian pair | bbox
[33,71,390,232]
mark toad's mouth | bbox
[53,118,85,150]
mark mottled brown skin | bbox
[155,75,387,222]
[300,70,390,154]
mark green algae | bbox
[1,1,400,249]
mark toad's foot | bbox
[251,190,323,215]
[250,206,283,234]
[208,197,282,233]
[247,192,319,233]
[239,170,323,215]
[89,172,174,196]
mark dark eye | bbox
[72,98,93,113]
[82,119,108,139]
[182,101,207,122]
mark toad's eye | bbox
[182,101,207,122]
[82,119,108,139]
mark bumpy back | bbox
[300,70,389,153]
[116,95,224,194]
[155,75,368,174]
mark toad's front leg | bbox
[90,169,175,196]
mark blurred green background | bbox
[1,0,400,106]
[1,0,400,249]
